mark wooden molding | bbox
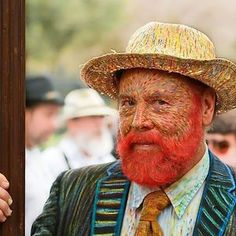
[0,0,25,234]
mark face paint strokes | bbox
[118,69,201,139]
[117,69,205,187]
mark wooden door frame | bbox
[0,0,25,235]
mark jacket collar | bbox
[91,160,130,236]
[193,150,236,235]
[106,160,123,176]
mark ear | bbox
[201,88,216,126]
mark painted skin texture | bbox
[117,68,215,187]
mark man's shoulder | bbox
[195,152,236,236]
[59,161,119,186]
[208,152,236,196]
[48,161,120,204]
[210,152,236,181]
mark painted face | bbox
[117,68,205,187]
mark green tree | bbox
[26,0,128,75]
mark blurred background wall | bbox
[26,0,236,96]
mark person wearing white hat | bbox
[41,88,117,181]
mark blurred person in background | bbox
[25,75,63,236]
[42,88,117,180]
[106,112,119,158]
[207,109,236,172]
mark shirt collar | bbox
[130,144,210,218]
[165,144,209,218]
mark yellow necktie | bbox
[136,190,170,236]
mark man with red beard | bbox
[31,22,236,236]
[117,69,206,188]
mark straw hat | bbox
[63,88,117,120]
[81,22,236,114]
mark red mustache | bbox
[117,130,160,154]
[117,129,190,162]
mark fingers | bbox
[0,174,9,189]
[0,187,12,205]
[0,210,7,222]
[0,174,13,222]
[0,199,12,222]
[0,174,12,204]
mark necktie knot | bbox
[136,190,171,236]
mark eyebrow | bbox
[143,90,166,99]
[148,88,176,97]
[118,94,134,101]
[118,89,170,98]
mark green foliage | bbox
[26,0,127,74]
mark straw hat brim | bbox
[81,53,236,114]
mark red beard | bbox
[117,104,203,187]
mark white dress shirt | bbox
[25,148,54,236]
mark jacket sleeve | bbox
[31,172,65,236]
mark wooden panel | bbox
[0,0,25,235]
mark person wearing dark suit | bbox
[32,22,236,236]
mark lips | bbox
[132,142,161,152]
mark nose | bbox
[131,104,154,131]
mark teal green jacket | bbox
[31,152,236,236]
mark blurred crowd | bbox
[25,75,118,236]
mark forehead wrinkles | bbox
[119,69,192,98]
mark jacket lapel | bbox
[193,151,236,236]
[90,161,130,236]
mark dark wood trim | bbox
[0,0,25,235]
